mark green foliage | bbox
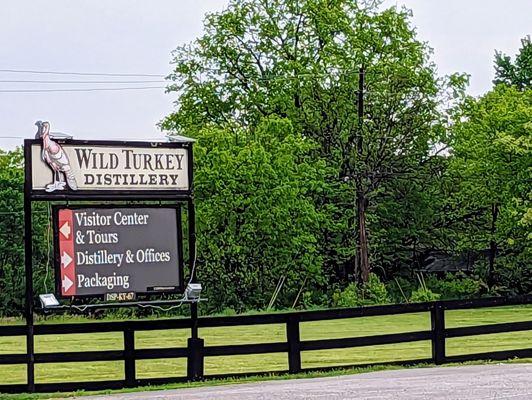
[194,117,329,312]
[301,290,328,310]
[494,35,532,90]
[0,149,49,316]
[409,287,440,303]
[409,273,440,303]
[387,277,416,303]
[487,255,532,297]
[332,283,362,308]
[425,273,483,300]
[448,85,531,290]
[332,273,389,308]
[163,0,456,283]
[0,149,24,314]
[364,273,390,304]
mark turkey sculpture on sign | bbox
[35,121,78,192]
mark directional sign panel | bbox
[53,206,182,298]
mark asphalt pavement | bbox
[76,364,532,400]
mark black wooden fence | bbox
[0,296,531,394]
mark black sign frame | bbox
[51,204,185,300]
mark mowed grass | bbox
[0,305,530,386]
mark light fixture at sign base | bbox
[185,283,202,301]
[39,294,60,308]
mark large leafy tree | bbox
[449,85,531,293]
[163,0,452,282]
[0,149,49,316]
[494,35,531,90]
[193,117,329,311]
[0,149,25,314]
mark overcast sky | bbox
[0,0,530,150]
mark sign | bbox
[30,139,190,194]
[53,206,183,298]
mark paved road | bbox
[81,364,532,400]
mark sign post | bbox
[23,130,196,392]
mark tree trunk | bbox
[487,203,499,288]
[357,192,370,283]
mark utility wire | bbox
[0,86,166,93]
[0,79,167,84]
[0,135,168,140]
[0,66,377,77]
[0,69,166,77]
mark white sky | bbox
[0,0,530,150]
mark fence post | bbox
[430,302,446,365]
[123,328,136,387]
[26,324,35,392]
[187,337,205,381]
[187,302,204,381]
[286,315,301,374]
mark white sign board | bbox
[31,143,189,192]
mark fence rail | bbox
[0,295,530,393]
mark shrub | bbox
[301,290,328,310]
[410,288,441,303]
[332,283,363,308]
[364,273,390,304]
[426,273,483,300]
[386,277,416,303]
[332,273,390,308]
[409,273,440,303]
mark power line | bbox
[0,135,169,141]
[0,69,166,77]
[0,79,167,84]
[0,86,166,93]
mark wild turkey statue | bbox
[35,121,78,192]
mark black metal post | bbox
[187,197,199,342]
[191,300,199,340]
[186,170,203,380]
[187,335,204,381]
[23,141,35,392]
[176,204,185,286]
[187,301,204,381]
[187,198,196,282]
[123,328,136,387]
[286,315,301,373]
[431,302,446,365]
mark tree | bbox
[193,117,329,311]
[494,35,531,90]
[0,149,49,316]
[0,149,25,314]
[163,0,452,282]
[449,85,531,292]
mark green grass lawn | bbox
[0,305,530,388]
